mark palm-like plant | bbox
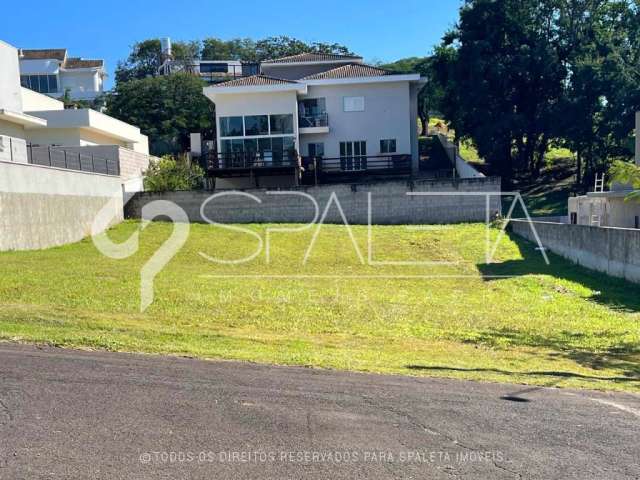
[609,160,640,201]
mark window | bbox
[219,116,243,137]
[200,63,228,73]
[340,141,367,171]
[20,74,58,94]
[299,98,326,116]
[380,139,396,154]
[244,115,269,136]
[270,114,294,134]
[308,143,324,158]
[570,212,577,225]
[343,96,365,112]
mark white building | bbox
[18,48,106,101]
[1,40,151,191]
[203,53,426,188]
[568,112,640,228]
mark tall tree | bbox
[106,73,214,155]
[115,39,200,83]
[431,0,566,184]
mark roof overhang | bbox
[25,109,142,143]
[302,73,423,86]
[0,109,48,127]
[203,83,307,99]
[262,59,363,67]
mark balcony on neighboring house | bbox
[298,98,329,134]
[197,61,259,84]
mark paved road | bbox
[0,344,638,479]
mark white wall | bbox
[211,91,300,153]
[21,87,64,111]
[0,41,23,112]
[60,70,102,100]
[299,82,412,159]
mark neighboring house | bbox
[568,112,640,228]
[1,40,152,192]
[18,48,106,101]
[202,53,426,188]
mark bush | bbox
[143,155,205,192]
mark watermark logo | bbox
[92,189,547,311]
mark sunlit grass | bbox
[0,221,638,392]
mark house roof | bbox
[20,48,67,61]
[302,63,395,80]
[262,52,363,64]
[64,57,104,69]
[213,74,300,88]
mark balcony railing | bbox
[298,113,328,129]
[27,144,120,176]
[314,154,411,173]
[205,151,298,171]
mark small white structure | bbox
[18,48,106,101]
[1,40,152,191]
[568,112,640,228]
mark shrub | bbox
[143,155,205,192]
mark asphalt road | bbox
[0,344,638,479]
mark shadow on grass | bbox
[406,365,639,383]
[470,231,640,382]
[478,231,640,312]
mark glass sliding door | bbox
[340,141,367,171]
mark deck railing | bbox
[27,145,120,176]
[205,151,298,170]
[315,154,411,173]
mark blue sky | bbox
[5,0,462,89]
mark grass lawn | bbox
[0,221,638,392]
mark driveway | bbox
[0,343,638,479]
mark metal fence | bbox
[27,145,120,176]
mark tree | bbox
[201,38,257,61]
[431,0,639,186]
[430,0,567,184]
[381,56,444,137]
[115,39,200,83]
[143,155,205,192]
[106,73,214,155]
[609,160,640,201]
[254,36,353,61]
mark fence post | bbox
[91,154,95,173]
[64,150,68,169]
[9,137,13,162]
[48,146,52,167]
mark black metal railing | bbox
[298,112,329,129]
[315,154,411,174]
[199,63,259,83]
[27,145,120,176]
[205,151,299,170]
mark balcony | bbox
[298,112,329,134]
[204,151,298,174]
[300,154,412,184]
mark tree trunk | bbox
[576,150,582,186]
[419,113,429,137]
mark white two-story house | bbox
[203,53,425,188]
[18,48,106,101]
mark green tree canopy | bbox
[429,0,640,186]
[106,73,214,156]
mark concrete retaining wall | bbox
[125,177,501,225]
[510,219,640,283]
[0,160,123,251]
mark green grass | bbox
[1,221,638,392]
